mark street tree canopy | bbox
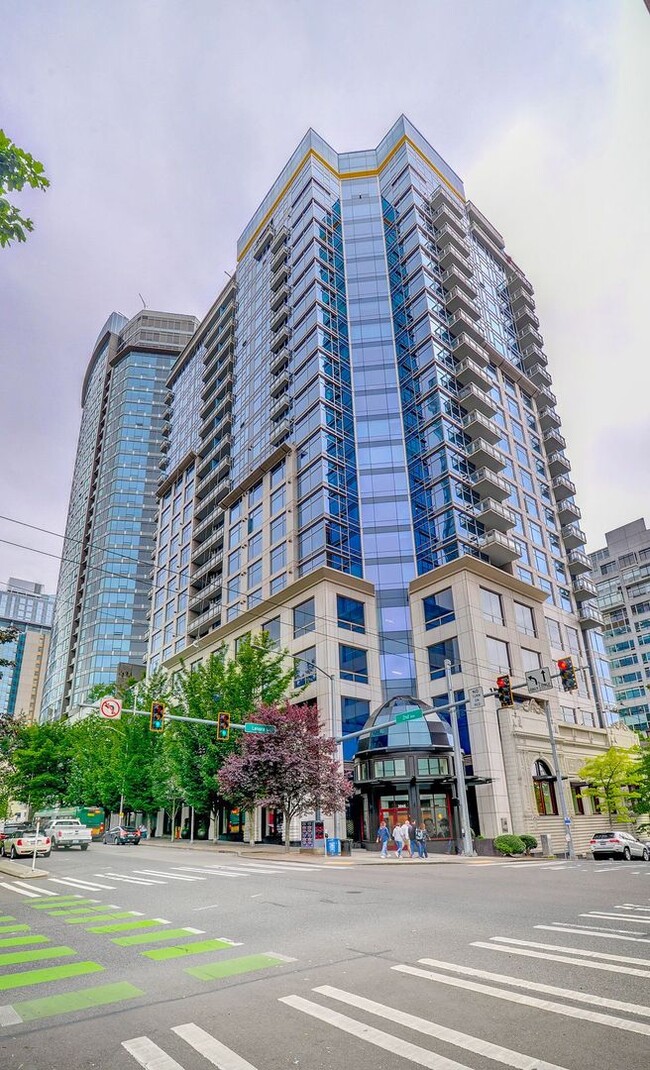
[578,745,641,824]
[0,130,49,247]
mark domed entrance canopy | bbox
[356,695,453,756]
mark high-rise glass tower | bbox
[41,309,197,721]
[0,578,54,722]
[153,118,608,840]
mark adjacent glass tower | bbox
[0,578,54,722]
[41,309,197,720]
[153,117,606,839]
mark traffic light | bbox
[150,702,165,732]
[217,712,231,741]
[557,657,578,692]
[496,675,513,707]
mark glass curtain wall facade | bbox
[0,579,54,719]
[41,310,197,720]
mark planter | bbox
[473,838,497,857]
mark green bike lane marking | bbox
[29,896,89,909]
[0,960,103,992]
[185,952,294,982]
[0,946,76,966]
[0,925,30,935]
[0,935,49,948]
[143,938,235,961]
[113,926,206,946]
[30,899,99,911]
[64,911,141,925]
[0,916,16,923]
[41,904,117,916]
[86,918,169,934]
[1,982,144,1025]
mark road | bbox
[1,842,649,1069]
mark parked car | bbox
[589,831,649,861]
[42,818,92,851]
[0,826,51,859]
[103,825,141,846]
[0,822,31,854]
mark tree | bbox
[633,742,650,828]
[9,722,74,811]
[0,624,19,670]
[0,716,21,820]
[219,702,354,851]
[578,746,641,824]
[0,130,49,248]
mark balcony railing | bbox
[462,411,500,444]
[466,439,506,471]
[578,603,604,629]
[458,382,497,418]
[567,549,591,575]
[561,523,587,549]
[455,356,492,393]
[551,475,576,501]
[478,530,519,566]
[474,498,516,533]
[470,468,511,500]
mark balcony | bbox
[557,498,581,525]
[513,305,540,332]
[270,283,290,313]
[270,369,290,398]
[437,230,472,275]
[517,323,544,350]
[478,530,519,566]
[448,309,484,345]
[270,225,290,255]
[551,474,576,501]
[543,426,565,453]
[547,451,571,477]
[561,523,587,550]
[270,393,290,420]
[455,356,492,393]
[573,576,598,603]
[452,333,489,367]
[445,287,480,321]
[432,204,466,239]
[270,304,290,333]
[270,261,290,290]
[578,603,604,630]
[458,383,497,418]
[270,345,290,374]
[197,461,231,502]
[466,439,506,471]
[536,383,558,410]
[271,323,290,353]
[567,549,591,575]
[195,471,231,518]
[538,406,561,432]
[190,576,223,613]
[192,551,224,584]
[470,467,511,500]
[192,524,224,566]
[507,263,534,296]
[475,498,516,533]
[188,601,222,636]
[270,418,291,446]
[270,245,289,274]
[467,202,505,249]
[508,287,535,316]
[527,363,552,389]
[441,267,477,299]
[462,411,500,444]
[430,185,464,221]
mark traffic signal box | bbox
[496,674,513,707]
[557,657,578,692]
[150,702,165,732]
[217,712,231,741]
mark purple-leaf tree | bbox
[218,702,354,851]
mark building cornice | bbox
[409,555,550,604]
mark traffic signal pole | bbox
[542,703,576,860]
[445,659,475,857]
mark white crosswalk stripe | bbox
[536,924,650,944]
[122,1036,185,1069]
[133,870,207,882]
[490,936,650,967]
[471,940,650,978]
[173,1023,260,1068]
[583,911,650,923]
[47,876,115,891]
[98,873,166,885]
[0,881,42,898]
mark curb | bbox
[0,858,49,880]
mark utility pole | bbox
[543,703,576,860]
[445,659,474,856]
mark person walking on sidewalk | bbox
[408,817,417,858]
[392,821,405,858]
[401,818,412,858]
[415,823,429,859]
[376,820,391,859]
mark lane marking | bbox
[0,1005,22,1026]
[0,960,103,992]
[4,885,58,898]
[490,936,650,967]
[29,896,86,908]
[313,984,571,1070]
[185,952,288,981]
[536,925,650,945]
[0,883,41,899]
[0,917,15,923]
[64,911,141,925]
[86,918,169,933]
[133,870,206,882]
[174,1021,263,1068]
[144,938,236,961]
[98,873,165,885]
[0,925,30,934]
[10,981,144,1024]
[0,946,76,966]
[544,922,646,936]
[283,993,515,1070]
[122,1036,185,1070]
[44,904,121,916]
[394,963,650,1036]
[618,904,650,910]
[471,941,650,979]
[583,912,650,924]
[47,877,115,890]
[112,927,205,947]
[0,935,49,948]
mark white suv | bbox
[589,831,649,861]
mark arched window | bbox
[532,759,558,816]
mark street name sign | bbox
[467,686,485,710]
[244,722,277,734]
[99,696,122,720]
[525,666,553,694]
[395,709,423,723]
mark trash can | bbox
[340,840,352,856]
[326,837,341,857]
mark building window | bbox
[546,617,563,649]
[249,481,263,506]
[533,759,558,816]
[486,636,510,675]
[481,589,504,626]
[270,573,286,595]
[417,757,450,776]
[248,531,263,559]
[514,602,536,638]
[427,638,461,680]
[271,486,285,514]
[228,549,241,575]
[262,617,281,647]
[270,514,286,544]
[423,588,455,630]
[374,759,407,778]
[337,594,365,633]
[295,647,316,687]
[229,522,242,549]
[341,696,370,760]
[339,644,368,683]
[270,460,285,488]
[270,544,286,573]
[293,598,315,637]
[248,560,263,588]
[248,505,263,534]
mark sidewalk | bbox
[140,838,520,865]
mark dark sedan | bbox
[103,825,141,846]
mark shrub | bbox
[517,833,538,853]
[494,834,526,856]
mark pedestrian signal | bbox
[150,702,165,732]
[496,675,513,707]
[557,657,577,692]
[217,712,231,741]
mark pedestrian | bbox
[376,820,391,859]
[416,823,428,859]
[408,818,417,857]
[392,821,404,858]
[401,818,412,858]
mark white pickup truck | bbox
[42,818,92,851]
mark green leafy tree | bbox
[0,716,21,820]
[633,742,650,828]
[0,130,49,247]
[9,722,74,811]
[0,624,19,669]
[578,746,641,824]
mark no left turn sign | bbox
[99,696,122,720]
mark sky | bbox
[1,0,648,595]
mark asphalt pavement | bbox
[1,840,649,1069]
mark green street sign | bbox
[244,722,277,734]
[395,709,423,724]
